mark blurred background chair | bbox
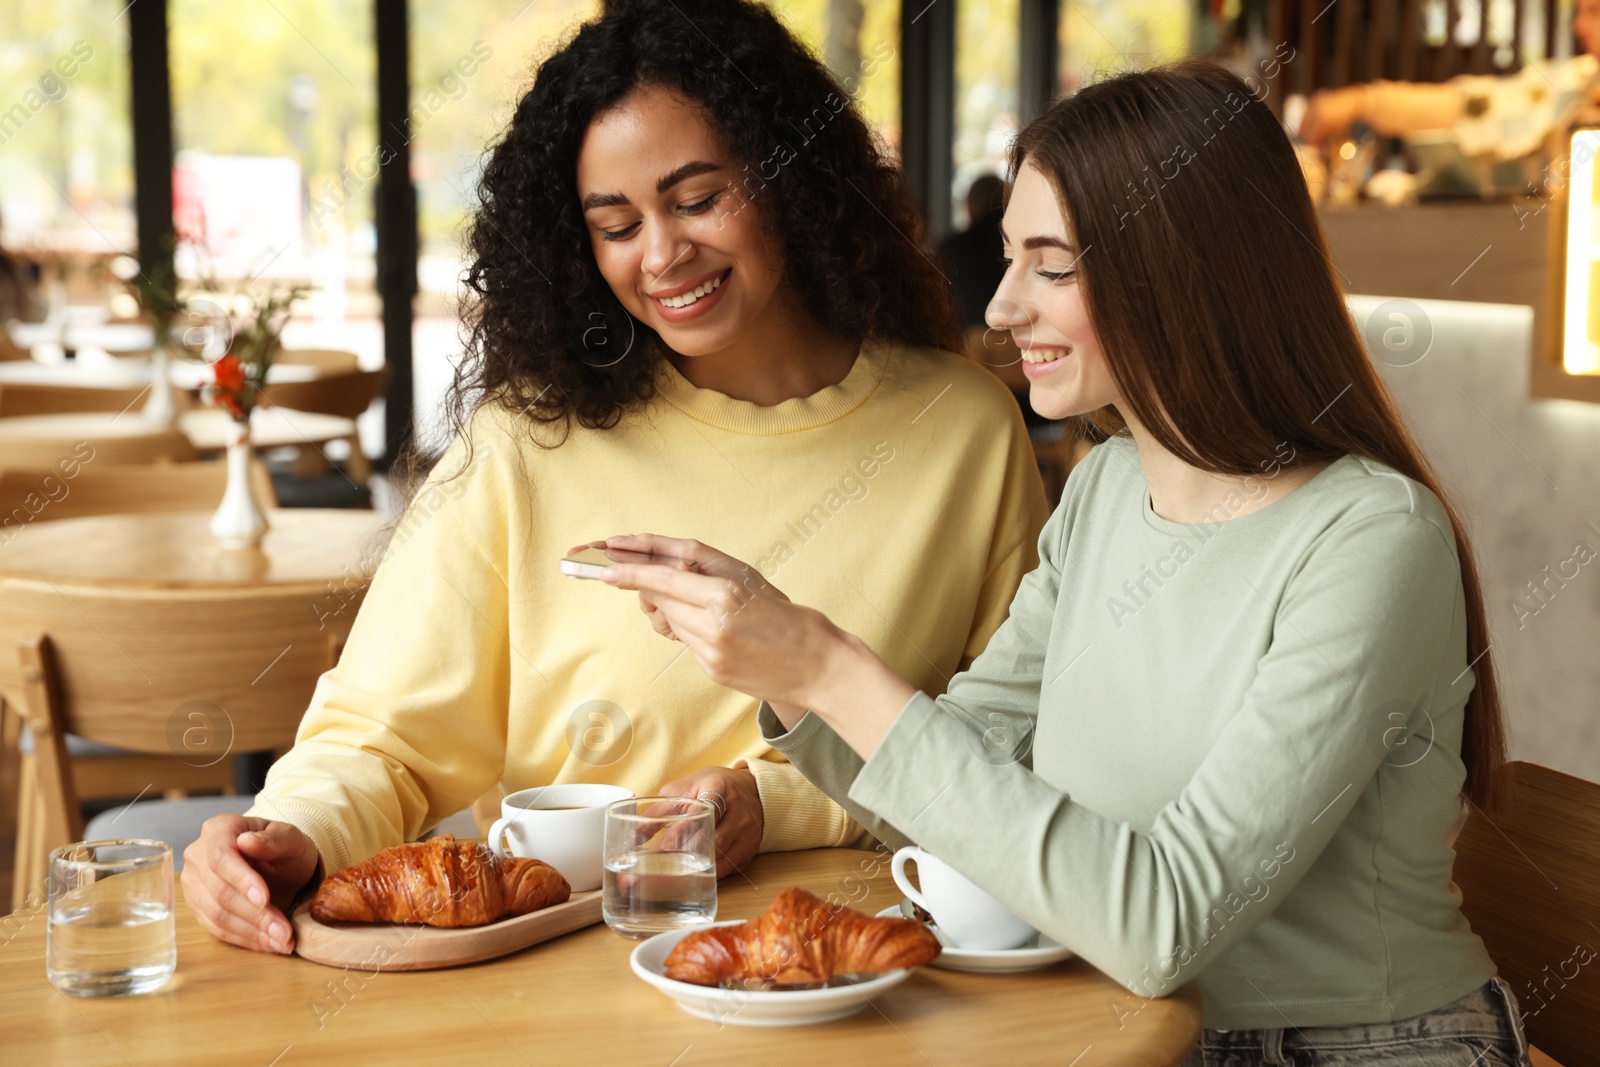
[0,457,275,521]
[1454,761,1599,1067]
[0,420,196,467]
[274,348,361,375]
[0,460,281,904]
[0,382,191,418]
[257,367,387,483]
[0,327,32,363]
[0,579,358,905]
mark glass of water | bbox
[602,796,717,939]
[47,839,175,996]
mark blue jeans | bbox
[1181,977,1531,1066]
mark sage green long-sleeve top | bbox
[760,436,1497,1030]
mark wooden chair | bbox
[0,325,32,362]
[257,367,387,481]
[1454,762,1600,1067]
[0,457,277,522]
[258,367,387,421]
[0,382,193,418]
[0,579,358,910]
[0,460,281,890]
[0,424,196,467]
[275,348,361,374]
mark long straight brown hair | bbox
[1013,61,1506,809]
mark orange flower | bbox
[212,354,246,394]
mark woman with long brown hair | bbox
[602,61,1528,1064]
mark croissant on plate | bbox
[309,835,571,928]
[663,887,940,987]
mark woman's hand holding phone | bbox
[584,533,916,758]
[586,534,825,715]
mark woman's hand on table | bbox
[181,815,320,955]
[658,764,762,878]
[596,533,918,758]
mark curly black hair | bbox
[406,0,958,481]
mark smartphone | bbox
[559,545,672,580]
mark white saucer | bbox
[875,906,1076,974]
[631,919,916,1027]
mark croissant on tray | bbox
[664,887,940,987]
[309,835,571,928]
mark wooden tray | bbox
[291,889,604,971]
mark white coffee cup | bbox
[487,784,634,892]
[891,846,1036,951]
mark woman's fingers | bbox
[181,815,317,955]
[639,591,677,640]
[184,878,291,954]
[603,533,738,574]
[198,823,273,910]
[604,561,729,604]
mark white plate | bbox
[875,906,1076,974]
[630,919,915,1027]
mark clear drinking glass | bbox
[602,796,717,939]
[47,839,176,996]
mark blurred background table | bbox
[0,357,321,389]
[0,409,363,477]
[0,508,389,588]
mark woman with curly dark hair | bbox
[183,0,1047,953]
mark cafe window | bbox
[0,1,135,311]
[407,0,600,441]
[168,0,377,336]
[1057,0,1189,97]
[952,0,1019,227]
[761,0,902,154]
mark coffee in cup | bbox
[488,784,634,892]
[891,846,1036,951]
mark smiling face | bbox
[987,160,1121,422]
[1579,0,1600,56]
[576,84,785,357]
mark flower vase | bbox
[142,342,179,428]
[210,416,269,550]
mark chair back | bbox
[0,382,179,417]
[0,325,32,362]
[0,423,196,466]
[1454,761,1600,1067]
[0,578,361,844]
[0,458,276,522]
[275,348,361,374]
[259,367,388,420]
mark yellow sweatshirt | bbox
[247,337,1049,873]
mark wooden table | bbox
[0,359,321,389]
[0,849,1202,1066]
[0,409,360,455]
[177,408,358,454]
[0,509,391,588]
[0,413,191,466]
[9,322,154,355]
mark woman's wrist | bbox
[801,622,918,759]
[768,699,810,731]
